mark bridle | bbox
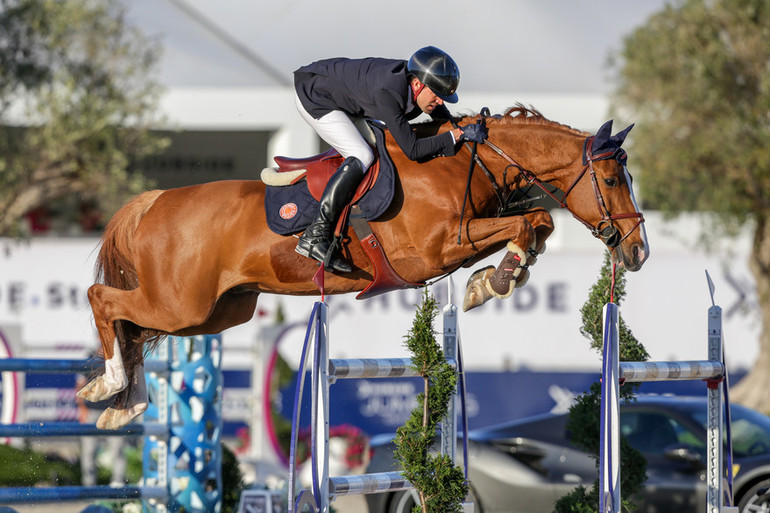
[455,113,645,249]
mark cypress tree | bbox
[394,289,468,513]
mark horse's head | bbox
[446,107,649,272]
[564,120,649,271]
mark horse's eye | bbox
[604,178,618,187]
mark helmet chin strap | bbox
[412,81,426,102]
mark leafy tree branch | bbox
[0,0,168,235]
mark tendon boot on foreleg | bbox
[485,242,531,297]
[295,157,364,273]
[463,242,534,312]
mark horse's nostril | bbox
[629,243,648,270]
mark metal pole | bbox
[441,302,459,462]
[706,304,724,513]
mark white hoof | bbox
[76,374,128,403]
[96,402,147,430]
[463,266,495,312]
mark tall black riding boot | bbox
[295,157,365,272]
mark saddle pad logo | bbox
[279,202,298,219]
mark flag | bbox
[312,265,325,301]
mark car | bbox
[364,395,770,513]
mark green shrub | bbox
[0,443,80,486]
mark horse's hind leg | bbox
[96,362,148,430]
[97,290,259,429]
[77,285,129,403]
[78,283,152,429]
[86,285,259,429]
[76,339,129,403]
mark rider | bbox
[293,46,488,273]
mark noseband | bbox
[458,117,645,249]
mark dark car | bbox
[364,395,770,513]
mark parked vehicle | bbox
[365,395,770,513]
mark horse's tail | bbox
[96,190,162,291]
[95,189,165,407]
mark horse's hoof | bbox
[77,374,128,403]
[75,385,90,401]
[463,266,495,312]
[462,283,488,312]
[96,405,146,430]
[77,377,112,403]
[96,408,122,430]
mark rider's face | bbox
[412,79,444,114]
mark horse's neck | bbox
[490,124,583,188]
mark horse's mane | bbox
[414,102,588,137]
[471,103,585,137]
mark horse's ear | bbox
[611,124,634,147]
[594,120,614,148]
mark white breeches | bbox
[295,92,375,170]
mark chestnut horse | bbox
[78,106,648,429]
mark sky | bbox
[126,0,672,94]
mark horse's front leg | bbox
[462,231,535,311]
[462,210,554,311]
[522,208,555,256]
[483,209,555,293]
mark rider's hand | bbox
[460,124,488,143]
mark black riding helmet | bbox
[407,46,460,103]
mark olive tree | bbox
[610,0,770,411]
[0,0,168,235]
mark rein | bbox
[452,108,505,244]
[455,111,645,248]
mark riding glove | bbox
[460,124,488,143]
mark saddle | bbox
[271,148,381,206]
[262,121,422,299]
